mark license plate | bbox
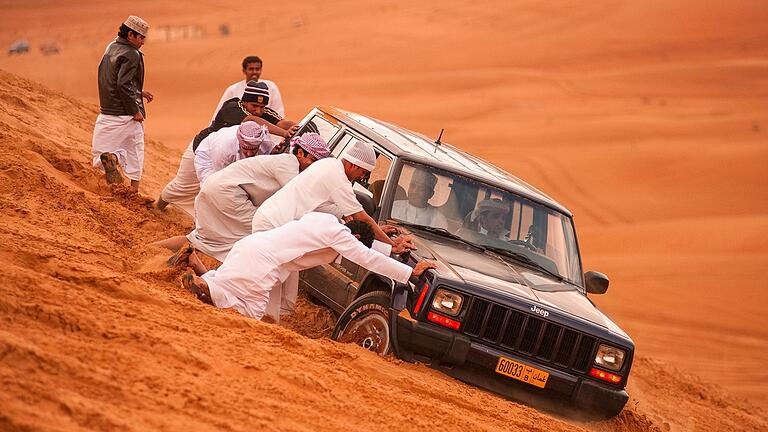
[495,356,549,388]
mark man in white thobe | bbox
[186,133,331,261]
[182,212,435,321]
[391,168,449,229]
[194,121,274,185]
[212,55,285,119]
[156,80,293,216]
[251,139,414,319]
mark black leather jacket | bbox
[97,37,145,117]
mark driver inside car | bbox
[463,198,511,240]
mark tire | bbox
[331,290,392,355]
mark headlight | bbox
[431,289,464,316]
[594,344,626,371]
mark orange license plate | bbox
[495,357,549,388]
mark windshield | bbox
[387,162,583,285]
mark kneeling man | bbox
[188,133,330,260]
[183,212,435,320]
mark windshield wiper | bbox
[483,245,565,282]
[395,222,486,251]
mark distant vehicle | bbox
[40,41,60,56]
[8,39,29,55]
[295,106,635,419]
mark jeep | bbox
[295,107,634,418]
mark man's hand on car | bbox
[284,124,300,138]
[379,224,402,236]
[391,235,415,254]
[411,260,437,279]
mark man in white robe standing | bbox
[251,139,414,320]
[187,133,331,261]
[212,55,285,119]
[91,15,153,194]
[182,212,435,321]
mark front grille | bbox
[463,297,596,373]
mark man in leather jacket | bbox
[91,15,154,194]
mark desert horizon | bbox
[1,1,766,430]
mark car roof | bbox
[318,106,573,216]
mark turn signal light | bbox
[427,312,461,330]
[413,281,430,315]
[589,367,623,384]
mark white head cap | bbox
[340,139,376,172]
[124,15,149,37]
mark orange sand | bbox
[1,1,766,430]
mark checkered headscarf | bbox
[291,132,331,160]
[237,122,274,154]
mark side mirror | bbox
[354,189,376,218]
[584,271,609,294]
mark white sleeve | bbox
[315,201,344,219]
[267,81,285,117]
[274,155,299,186]
[328,228,412,284]
[194,140,214,183]
[327,171,364,217]
[211,139,237,174]
[371,240,392,256]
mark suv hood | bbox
[410,233,628,338]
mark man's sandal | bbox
[167,242,194,267]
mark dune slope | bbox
[1,69,766,432]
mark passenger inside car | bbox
[391,167,449,229]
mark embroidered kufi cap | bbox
[124,15,149,36]
[340,139,376,172]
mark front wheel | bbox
[332,290,392,355]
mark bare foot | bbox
[182,269,213,305]
[188,251,208,276]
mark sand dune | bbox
[1,0,767,429]
[1,68,765,431]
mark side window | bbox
[330,132,358,157]
[368,153,392,207]
[298,114,341,148]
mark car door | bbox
[294,111,350,311]
[330,133,396,305]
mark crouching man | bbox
[182,212,435,320]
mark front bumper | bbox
[393,311,628,417]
